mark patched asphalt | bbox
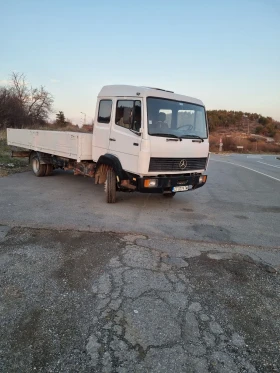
[1,227,279,373]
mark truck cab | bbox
[92,85,209,201]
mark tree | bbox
[0,87,27,129]
[56,111,66,126]
[266,123,277,137]
[0,72,53,129]
[258,116,269,126]
[10,72,53,126]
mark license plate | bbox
[172,185,189,192]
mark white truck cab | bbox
[7,85,209,203]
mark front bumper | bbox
[137,174,207,193]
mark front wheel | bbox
[30,153,46,177]
[105,168,117,203]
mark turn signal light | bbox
[199,175,207,184]
[144,179,158,188]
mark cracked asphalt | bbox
[1,154,279,372]
[1,227,279,373]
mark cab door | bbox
[108,99,142,173]
[92,99,113,161]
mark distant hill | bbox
[207,110,280,138]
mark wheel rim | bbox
[32,158,40,173]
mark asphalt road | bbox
[0,153,279,247]
[1,154,280,373]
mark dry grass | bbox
[0,130,30,177]
[0,130,7,140]
[209,133,280,154]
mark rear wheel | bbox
[163,192,176,198]
[31,153,46,177]
[105,168,117,203]
[45,164,53,176]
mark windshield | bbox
[147,97,208,139]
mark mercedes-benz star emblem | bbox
[179,159,187,169]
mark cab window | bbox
[97,100,112,123]
[115,100,141,131]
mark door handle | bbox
[133,143,139,146]
[109,138,116,141]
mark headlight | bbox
[144,179,158,187]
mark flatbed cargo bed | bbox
[7,129,93,162]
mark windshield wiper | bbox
[180,134,204,142]
[149,133,182,140]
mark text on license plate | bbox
[172,185,189,192]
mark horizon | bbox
[1,0,280,124]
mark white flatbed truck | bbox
[7,85,209,203]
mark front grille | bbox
[149,157,207,172]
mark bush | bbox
[209,134,220,151]
[256,142,280,153]
[266,123,277,137]
[209,133,280,153]
[222,137,237,151]
[255,125,263,134]
[82,124,93,132]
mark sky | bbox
[0,0,280,124]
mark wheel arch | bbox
[96,154,128,181]
[29,151,52,165]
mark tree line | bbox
[207,110,279,137]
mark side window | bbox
[115,100,141,131]
[116,100,133,129]
[98,100,112,123]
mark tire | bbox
[45,164,53,176]
[105,168,117,203]
[163,192,176,198]
[30,153,46,177]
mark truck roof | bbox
[98,85,204,106]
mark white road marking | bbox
[247,155,263,159]
[257,161,280,169]
[211,159,280,182]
